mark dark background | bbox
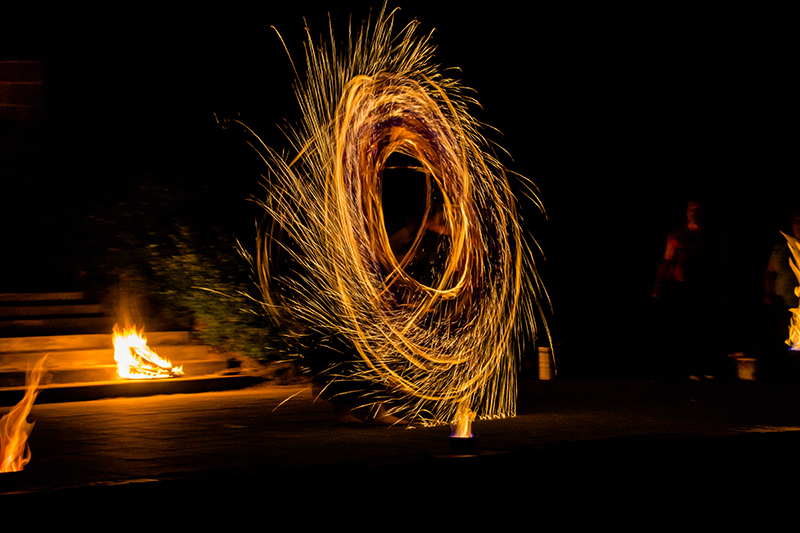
[1,2,796,376]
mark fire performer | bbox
[764,213,800,310]
[757,212,800,379]
[237,5,548,427]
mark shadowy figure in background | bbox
[764,213,800,310]
[758,212,800,380]
[652,200,723,380]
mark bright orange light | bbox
[449,403,475,438]
[246,6,550,427]
[112,324,184,379]
[0,355,48,473]
[782,233,800,351]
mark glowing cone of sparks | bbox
[113,324,184,379]
[0,355,48,473]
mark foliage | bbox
[89,179,287,363]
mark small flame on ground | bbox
[782,233,800,350]
[450,404,475,438]
[113,324,184,379]
[1,355,48,473]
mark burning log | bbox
[113,324,184,379]
[0,355,48,473]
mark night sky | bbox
[2,2,796,372]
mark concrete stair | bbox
[0,291,280,405]
[0,61,43,122]
[0,291,270,404]
[0,330,234,388]
[0,292,116,336]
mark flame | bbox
[782,233,800,350]
[1,355,48,473]
[449,403,475,438]
[112,324,184,379]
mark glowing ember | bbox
[782,232,800,351]
[1,355,48,473]
[450,404,475,438]
[112,324,184,379]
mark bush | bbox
[89,179,286,362]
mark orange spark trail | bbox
[236,5,549,426]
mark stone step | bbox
[0,292,101,318]
[0,360,232,388]
[0,316,117,336]
[0,375,267,407]
[0,292,248,393]
[0,292,115,337]
[0,330,192,353]
[0,344,218,370]
[0,303,104,317]
[0,61,43,122]
[0,292,86,302]
[0,330,231,383]
[0,318,185,337]
[0,332,237,388]
[0,293,187,338]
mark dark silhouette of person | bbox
[757,212,800,381]
[653,200,721,380]
[764,213,800,309]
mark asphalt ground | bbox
[3,377,800,530]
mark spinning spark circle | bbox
[242,6,547,425]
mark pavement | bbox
[0,373,267,407]
[2,375,800,529]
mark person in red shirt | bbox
[653,200,720,380]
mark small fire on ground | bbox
[0,355,48,472]
[450,404,475,438]
[113,324,184,379]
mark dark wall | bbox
[0,2,795,374]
